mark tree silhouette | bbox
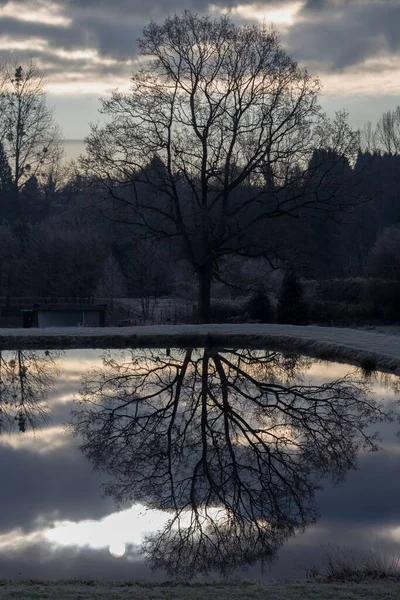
[69,348,390,577]
[0,61,63,198]
[278,269,308,324]
[0,349,61,433]
[82,11,360,323]
[246,288,274,322]
[0,140,13,220]
[95,253,127,309]
[376,106,400,155]
[368,224,400,281]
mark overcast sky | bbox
[0,349,399,582]
[0,1,399,150]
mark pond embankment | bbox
[0,323,399,373]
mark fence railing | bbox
[0,297,95,307]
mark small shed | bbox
[22,304,107,328]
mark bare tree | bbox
[375,106,400,155]
[69,348,390,577]
[95,253,127,309]
[39,148,71,217]
[0,61,63,199]
[124,240,173,321]
[359,121,379,154]
[81,11,360,323]
[0,349,61,433]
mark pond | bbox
[0,348,399,582]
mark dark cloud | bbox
[0,353,113,534]
[288,0,400,71]
[316,448,400,526]
[301,0,354,11]
[0,16,89,49]
[76,17,142,61]
[0,442,115,535]
[0,0,399,93]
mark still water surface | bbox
[0,348,399,581]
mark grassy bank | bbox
[2,546,400,598]
[0,324,400,374]
[0,580,399,600]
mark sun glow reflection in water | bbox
[109,542,126,558]
[44,505,170,554]
[43,503,224,556]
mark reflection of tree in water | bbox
[0,350,61,433]
[359,368,400,395]
[70,349,391,577]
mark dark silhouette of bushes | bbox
[210,300,245,323]
[278,269,308,325]
[245,289,274,323]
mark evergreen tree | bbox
[0,141,13,220]
[0,142,12,192]
[246,289,274,323]
[277,269,308,325]
[304,148,353,276]
[21,175,41,221]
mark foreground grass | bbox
[0,580,400,600]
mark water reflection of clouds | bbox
[50,393,76,406]
[382,525,400,544]
[43,505,170,554]
[0,349,400,581]
[0,529,44,553]
[0,425,67,454]
[1,503,232,565]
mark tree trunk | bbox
[197,262,213,324]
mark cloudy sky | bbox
[0,0,400,154]
[0,349,400,582]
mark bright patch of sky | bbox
[211,1,303,27]
[0,36,48,52]
[0,1,71,27]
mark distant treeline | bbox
[1,149,400,313]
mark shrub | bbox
[277,269,308,325]
[367,279,400,321]
[312,278,367,305]
[210,300,246,323]
[317,544,400,582]
[368,224,400,281]
[245,290,274,323]
[360,355,378,376]
[308,300,337,324]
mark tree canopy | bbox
[0,61,63,202]
[82,11,359,322]
[69,348,389,576]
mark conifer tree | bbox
[0,140,13,220]
[246,289,274,323]
[277,269,308,325]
